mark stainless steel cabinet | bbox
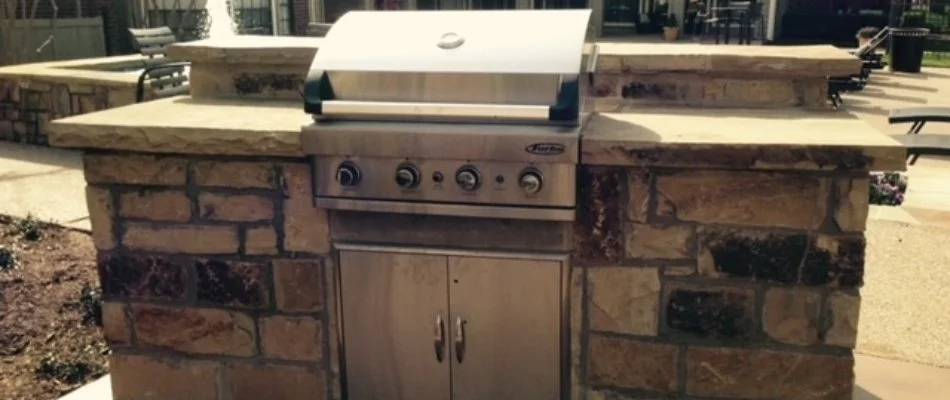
[339,247,565,400]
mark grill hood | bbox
[303,10,593,125]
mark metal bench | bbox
[128,27,191,103]
[307,23,333,37]
[828,27,892,109]
[888,106,950,165]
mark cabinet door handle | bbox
[454,317,465,364]
[434,314,445,363]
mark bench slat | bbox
[153,84,190,99]
[152,74,189,88]
[890,134,950,152]
[136,35,177,47]
[888,107,950,124]
[129,27,174,37]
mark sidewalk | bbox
[0,141,89,230]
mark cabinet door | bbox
[448,256,562,400]
[339,250,450,400]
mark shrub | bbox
[870,172,908,206]
[9,214,43,241]
[35,352,107,385]
[79,284,103,327]
[0,245,18,271]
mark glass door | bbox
[534,0,587,9]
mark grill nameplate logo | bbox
[525,143,566,156]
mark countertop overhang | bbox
[48,97,905,171]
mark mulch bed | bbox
[0,215,107,400]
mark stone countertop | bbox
[166,36,322,66]
[583,109,906,171]
[592,43,862,78]
[0,54,145,88]
[48,96,309,157]
[164,36,857,78]
[49,98,905,171]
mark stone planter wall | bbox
[0,78,136,145]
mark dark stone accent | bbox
[98,253,187,301]
[621,82,682,100]
[802,236,866,288]
[610,145,872,171]
[665,286,754,340]
[233,73,304,98]
[702,230,807,284]
[195,260,269,308]
[331,211,572,252]
[573,167,624,264]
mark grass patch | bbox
[0,245,19,271]
[923,52,950,68]
[8,214,44,241]
[35,351,107,385]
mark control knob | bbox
[395,164,422,189]
[335,162,361,187]
[519,169,543,195]
[455,166,481,192]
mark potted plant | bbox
[663,13,680,41]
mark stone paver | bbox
[0,141,88,230]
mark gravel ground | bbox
[858,219,950,368]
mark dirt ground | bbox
[0,215,107,400]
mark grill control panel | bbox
[314,156,575,208]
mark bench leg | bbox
[909,152,920,165]
[909,121,926,134]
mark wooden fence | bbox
[1,17,106,64]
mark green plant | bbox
[0,245,18,271]
[9,214,43,241]
[79,284,103,326]
[870,172,908,206]
[665,13,679,29]
[35,352,107,385]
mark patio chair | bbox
[827,27,892,108]
[128,26,190,103]
[308,23,333,37]
[888,106,950,165]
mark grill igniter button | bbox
[395,164,422,189]
[335,162,361,187]
[455,166,481,192]
[518,168,543,195]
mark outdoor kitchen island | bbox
[49,10,905,400]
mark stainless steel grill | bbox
[301,9,593,222]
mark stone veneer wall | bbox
[84,150,868,399]
[572,165,867,399]
[0,78,135,144]
[83,152,333,400]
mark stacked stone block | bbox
[0,78,135,144]
[572,166,867,399]
[83,153,330,400]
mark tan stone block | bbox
[625,170,651,222]
[588,334,679,393]
[123,224,239,254]
[227,363,326,400]
[110,354,220,400]
[195,260,270,309]
[835,177,870,232]
[656,170,828,230]
[824,292,861,348]
[570,266,584,400]
[588,267,660,336]
[625,223,693,259]
[108,88,137,108]
[131,304,256,357]
[588,389,659,400]
[102,301,131,346]
[273,259,324,312]
[261,316,323,362]
[245,226,279,255]
[85,186,115,250]
[664,265,695,276]
[762,287,821,346]
[119,190,192,222]
[283,163,330,253]
[12,122,26,135]
[68,83,95,94]
[83,154,188,185]
[199,193,274,222]
[193,161,275,189]
[686,347,854,398]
